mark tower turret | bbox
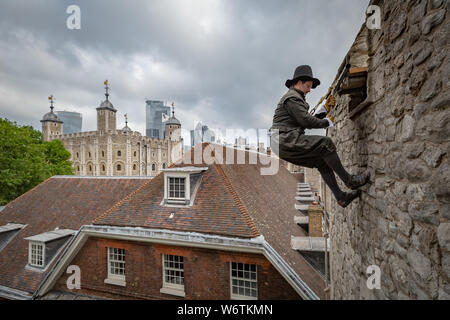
[41,95,63,142]
[165,102,181,141]
[96,80,117,133]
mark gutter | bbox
[35,225,320,300]
[0,285,32,300]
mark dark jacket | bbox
[270,88,336,168]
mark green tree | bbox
[0,118,73,205]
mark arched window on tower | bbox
[102,165,105,171]
[118,150,121,157]
[163,163,166,169]
[117,164,121,171]
[152,164,155,171]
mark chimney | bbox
[308,204,323,237]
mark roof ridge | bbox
[215,164,260,237]
[1,176,54,211]
[92,178,154,224]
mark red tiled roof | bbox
[94,164,260,238]
[0,177,151,295]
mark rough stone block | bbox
[413,103,428,119]
[394,241,408,259]
[427,51,445,71]
[394,54,405,69]
[397,210,413,236]
[430,0,444,9]
[430,163,450,202]
[430,91,450,110]
[405,142,425,159]
[437,223,450,251]
[416,112,450,143]
[401,115,416,142]
[420,76,442,102]
[389,256,410,293]
[407,247,432,280]
[407,67,428,96]
[422,146,446,168]
[441,203,450,220]
[390,12,408,40]
[411,0,428,24]
[406,184,426,202]
[405,159,431,182]
[421,9,446,35]
[408,201,440,225]
[408,23,421,46]
[412,45,433,66]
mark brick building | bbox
[0,144,326,300]
[41,82,183,177]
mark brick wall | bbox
[308,205,323,238]
[325,0,449,299]
[52,237,301,300]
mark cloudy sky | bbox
[0,0,369,146]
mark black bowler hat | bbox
[285,65,321,89]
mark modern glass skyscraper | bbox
[145,100,170,139]
[190,122,215,147]
[54,111,82,134]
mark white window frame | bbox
[29,241,45,268]
[160,254,185,297]
[164,172,190,204]
[168,177,186,201]
[230,262,258,300]
[104,247,126,287]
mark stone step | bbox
[296,191,313,196]
[291,236,330,252]
[294,215,309,225]
[294,204,309,214]
[295,196,315,204]
[297,183,310,187]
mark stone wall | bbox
[325,0,449,299]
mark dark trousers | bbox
[315,152,351,201]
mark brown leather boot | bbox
[337,190,362,208]
[346,171,371,190]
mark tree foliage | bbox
[0,118,73,205]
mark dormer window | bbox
[162,167,208,206]
[25,229,75,270]
[0,223,26,252]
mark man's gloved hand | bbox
[325,117,334,128]
[313,105,327,119]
